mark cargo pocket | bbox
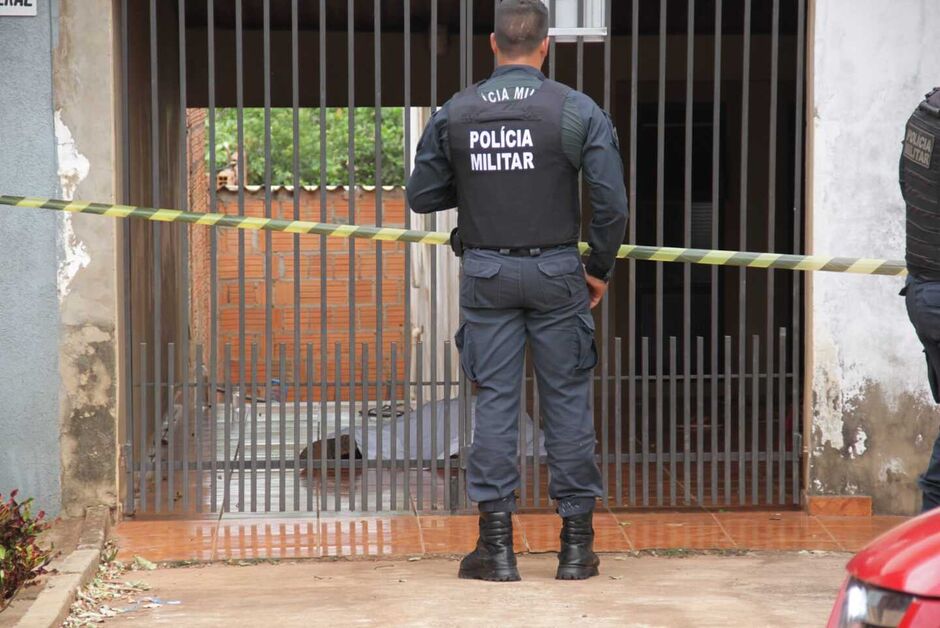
[537,254,584,305]
[455,322,477,382]
[460,258,502,308]
[575,312,598,371]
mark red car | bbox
[828,509,940,627]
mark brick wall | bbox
[190,185,408,400]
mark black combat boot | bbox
[556,511,600,580]
[458,511,521,582]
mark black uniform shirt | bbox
[406,64,629,281]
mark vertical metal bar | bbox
[406,344,415,507]
[278,345,287,511]
[533,367,541,507]
[306,344,314,511]
[458,373,467,509]
[628,0,639,510]
[237,339,246,512]
[669,336,677,506]
[374,0,385,515]
[723,336,732,505]
[250,343,258,511]
[403,0,413,509]
[737,0,753,510]
[793,0,806,507]
[778,328,786,504]
[318,0,329,512]
[428,0,439,514]
[148,0,162,515]
[615,337,622,506]
[234,0,248,513]
[751,335,759,505]
[335,342,343,511]
[467,0,474,81]
[444,342,452,511]
[195,345,204,513]
[139,343,148,512]
[291,0,302,514]
[120,0,135,518]
[390,343,399,509]
[177,0,189,515]
[696,337,704,504]
[167,343,175,513]
[599,0,612,511]
[766,0,780,508]
[262,0,280,514]
[360,344,369,511]
[765,342,773,499]
[641,337,649,507]
[264,347,272,511]
[683,0,695,508]
[548,0,557,80]
[460,0,466,88]
[709,0,722,509]
[206,0,218,518]
[654,0,667,513]
[223,344,232,512]
[210,345,218,511]
[576,0,584,91]
[346,2,358,513]
[350,343,358,512]
[519,358,527,506]
[416,342,424,510]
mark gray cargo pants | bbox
[455,246,603,517]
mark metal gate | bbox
[119,0,806,515]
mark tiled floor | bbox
[113,510,908,563]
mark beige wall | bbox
[52,0,122,516]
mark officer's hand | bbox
[584,272,608,309]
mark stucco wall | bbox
[810,0,940,513]
[0,2,63,514]
[53,0,120,517]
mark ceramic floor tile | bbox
[612,512,735,550]
[515,513,632,553]
[214,518,320,561]
[417,514,527,554]
[113,520,218,562]
[715,512,839,550]
[318,515,424,558]
[815,515,907,551]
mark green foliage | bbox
[0,491,53,609]
[211,107,406,187]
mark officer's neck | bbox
[494,55,545,72]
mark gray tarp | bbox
[344,397,547,461]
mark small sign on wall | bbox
[0,0,38,17]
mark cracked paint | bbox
[55,110,90,301]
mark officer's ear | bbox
[490,33,499,57]
[538,36,550,60]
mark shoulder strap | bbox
[920,87,940,118]
[538,78,573,99]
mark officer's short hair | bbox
[495,0,550,58]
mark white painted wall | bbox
[810,0,940,512]
[408,108,461,401]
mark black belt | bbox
[471,244,573,257]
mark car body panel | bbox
[845,509,940,598]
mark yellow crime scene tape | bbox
[0,195,908,277]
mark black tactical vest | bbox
[902,88,940,280]
[447,79,580,249]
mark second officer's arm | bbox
[406,106,457,213]
[576,99,629,282]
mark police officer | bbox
[406,0,628,581]
[900,87,940,513]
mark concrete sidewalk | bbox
[100,552,847,627]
